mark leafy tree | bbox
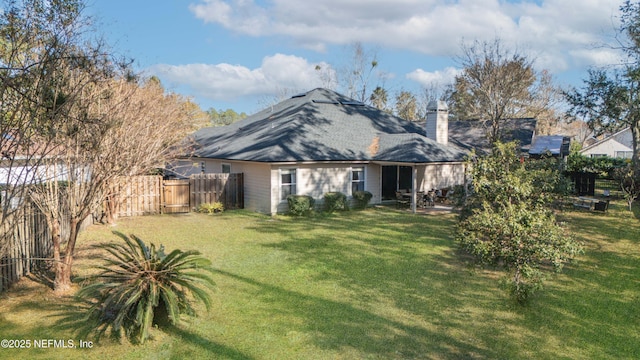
[614,164,640,210]
[369,86,389,111]
[76,232,215,344]
[564,1,640,208]
[394,90,419,121]
[566,152,627,177]
[449,38,558,144]
[565,69,639,163]
[456,142,581,303]
[207,108,247,126]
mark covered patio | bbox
[377,162,466,214]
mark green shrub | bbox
[76,232,215,344]
[456,141,582,304]
[197,202,224,214]
[352,190,373,209]
[323,192,348,212]
[286,195,315,216]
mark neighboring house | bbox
[529,135,571,159]
[173,88,469,214]
[580,128,633,159]
[443,118,537,156]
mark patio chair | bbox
[395,191,410,209]
[424,191,435,207]
[437,188,449,203]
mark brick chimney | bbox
[425,100,448,145]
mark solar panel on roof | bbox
[312,99,340,104]
[339,101,365,106]
[529,136,565,154]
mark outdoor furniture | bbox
[573,197,608,212]
[594,199,610,212]
[395,191,410,209]
[573,197,596,210]
[436,188,449,203]
[424,191,435,207]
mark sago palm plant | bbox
[76,231,215,344]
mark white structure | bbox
[425,100,449,145]
[580,128,634,159]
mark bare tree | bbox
[450,38,555,144]
[28,74,193,293]
[339,42,379,103]
[526,70,565,135]
[0,0,90,260]
[1,0,194,293]
[418,82,451,120]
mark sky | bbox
[85,0,626,115]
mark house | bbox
[173,88,469,214]
[528,135,571,159]
[580,128,634,159]
[443,118,537,156]
[174,88,542,215]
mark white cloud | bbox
[188,0,624,71]
[406,67,461,87]
[148,54,335,101]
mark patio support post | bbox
[412,166,417,214]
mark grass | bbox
[0,204,639,359]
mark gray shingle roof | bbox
[444,118,537,155]
[190,88,468,163]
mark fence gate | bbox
[163,180,191,213]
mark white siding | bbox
[174,158,466,214]
[239,162,272,214]
[581,129,633,158]
[366,164,382,204]
[201,160,272,214]
[273,163,375,214]
[417,163,466,191]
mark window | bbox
[351,167,365,194]
[280,169,296,200]
[221,164,231,173]
[615,151,633,159]
[590,154,607,158]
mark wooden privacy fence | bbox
[107,175,163,218]
[109,173,244,218]
[1,173,243,292]
[0,203,50,291]
[190,173,244,211]
[0,202,91,292]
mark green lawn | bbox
[1,204,639,359]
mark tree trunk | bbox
[53,216,82,294]
[50,218,72,294]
